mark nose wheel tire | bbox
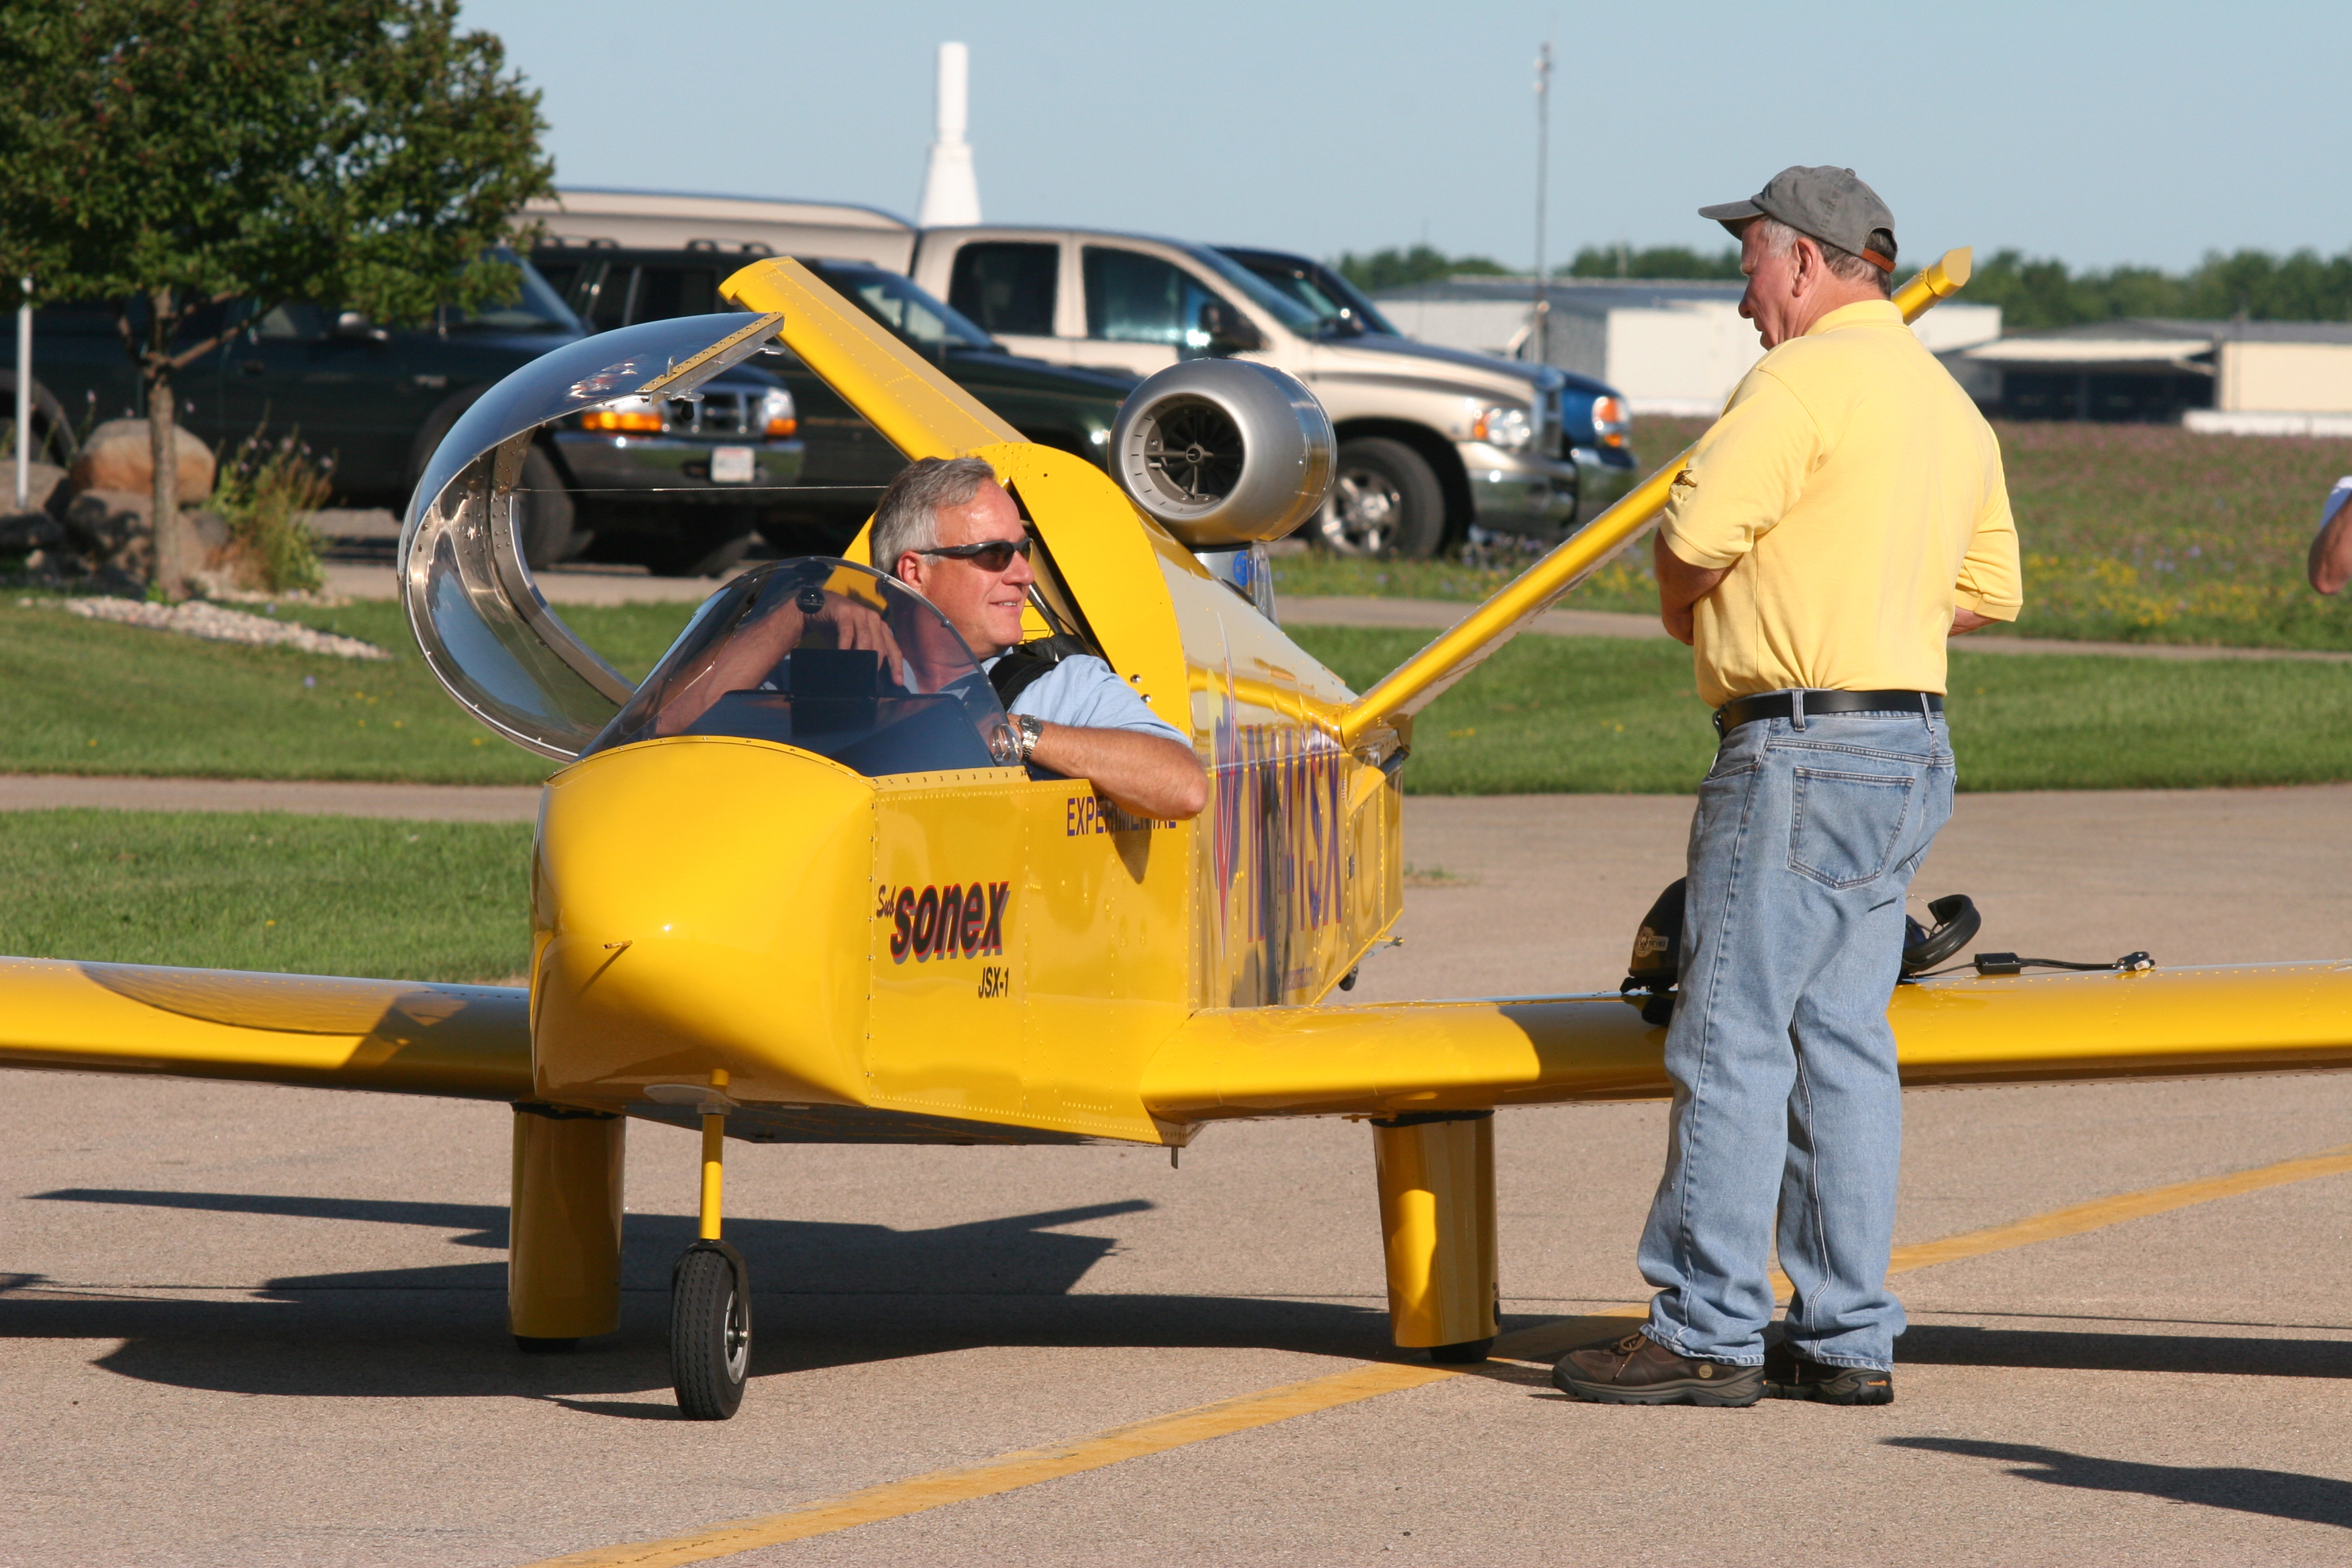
[670,1241,751,1420]
[1309,437,1444,559]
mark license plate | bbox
[710,446,755,483]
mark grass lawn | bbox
[0,810,532,981]
[8,582,2350,795]
[1275,417,2352,652]
[1291,627,2352,794]
[0,595,699,783]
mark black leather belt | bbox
[1714,689,1942,733]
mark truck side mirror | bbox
[332,309,387,342]
[1198,299,1263,356]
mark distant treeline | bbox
[1334,243,2352,330]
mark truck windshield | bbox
[1178,245,1325,340]
[583,558,1021,778]
[808,262,997,352]
[444,254,583,336]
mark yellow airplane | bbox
[6,252,2349,1420]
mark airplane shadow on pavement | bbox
[1885,1438,2352,1531]
[11,1190,2352,1419]
[4,1187,1404,1410]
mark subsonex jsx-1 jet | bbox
[6,252,2347,1418]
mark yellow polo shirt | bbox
[1659,299,2022,708]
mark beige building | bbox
[1960,319,2352,432]
[1367,277,2000,417]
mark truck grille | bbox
[1547,386,1571,460]
[667,389,756,438]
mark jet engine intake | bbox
[1108,361,1334,547]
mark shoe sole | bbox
[1552,1365,1765,1407]
[1765,1375,1894,1406]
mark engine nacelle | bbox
[1106,360,1334,548]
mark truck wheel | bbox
[640,509,756,577]
[1310,438,1444,559]
[513,447,577,570]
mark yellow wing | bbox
[1142,958,2352,1126]
[0,958,530,1099]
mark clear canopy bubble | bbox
[585,558,1022,778]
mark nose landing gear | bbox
[650,1081,752,1419]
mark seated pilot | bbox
[873,456,1208,822]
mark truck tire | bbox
[1310,438,1444,559]
[638,508,756,577]
[513,447,577,571]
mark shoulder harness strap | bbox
[987,634,1093,709]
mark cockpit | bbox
[583,559,1020,777]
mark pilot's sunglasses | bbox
[915,538,1031,571]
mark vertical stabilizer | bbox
[917,42,982,228]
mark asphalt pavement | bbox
[5,790,2351,1565]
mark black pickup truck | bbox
[532,242,1138,552]
[11,255,805,575]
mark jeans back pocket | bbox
[1788,767,1916,889]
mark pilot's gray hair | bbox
[871,455,1001,579]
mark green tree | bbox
[1563,244,1743,280]
[0,0,553,597]
[1334,245,1510,293]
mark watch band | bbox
[1015,714,1043,761]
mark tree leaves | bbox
[0,0,555,334]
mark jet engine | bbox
[1107,360,1334,547]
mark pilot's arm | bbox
[1010,656,1207,820]
[1029,725,1207,821]
[654,591,902,735]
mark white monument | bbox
[916,42,981,228]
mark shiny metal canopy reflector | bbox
[398,312,786,759]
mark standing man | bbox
[1554,168,2022,1408]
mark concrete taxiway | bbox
[4,789,2351,1565]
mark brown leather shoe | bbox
[1763,1342,1894,1405]
[1551,1330,1765,1406]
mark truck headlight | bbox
[579,395,664,434]
[761,388,797,440]
[1591,395,1630,450]
[1470,403,1535,453]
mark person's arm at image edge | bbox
[2307,483,2352,595]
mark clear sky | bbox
[458,0,2351,275]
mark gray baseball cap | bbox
[1700,166,1897,272]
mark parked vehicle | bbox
[1217,246,1640,534]
[532,242,1136,552]
[12,254,803,575]
[910,227,1600,556]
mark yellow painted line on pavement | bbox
[1884,1141,2352,1275]
[519,1363,1456,1567]
[526,1142,2352,1565]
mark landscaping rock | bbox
[0,508,62,552]
[68,419,216,500]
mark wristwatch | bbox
[1013,714,1044,763]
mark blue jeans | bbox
[1638,702,1954,1370]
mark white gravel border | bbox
[56,596,391,660]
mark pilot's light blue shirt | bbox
[984,652,1188,745]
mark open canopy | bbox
[397,311,785,758]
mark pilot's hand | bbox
[811,595,907,679]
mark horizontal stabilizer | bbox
[1143,957,2352,1123]
[0,958,531,1100]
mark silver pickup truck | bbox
[908,226,1635,557]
